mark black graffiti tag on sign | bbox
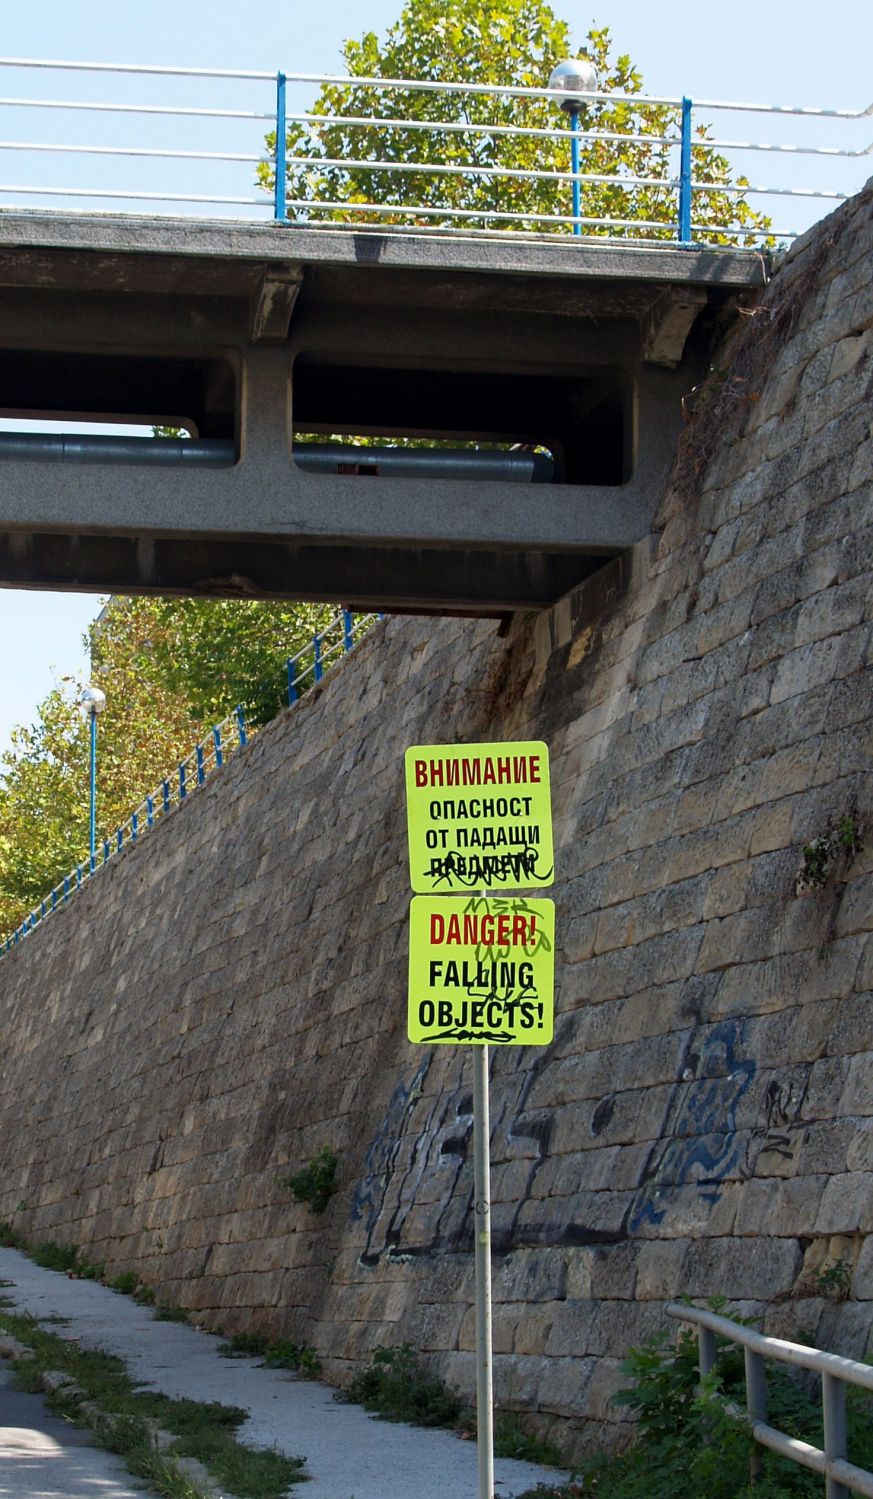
[404,742,554,893]
[408,896,555,1047]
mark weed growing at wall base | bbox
[337,1344,563,1464]
[218,1331,322,1377]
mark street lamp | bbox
[548,58,598,237]
[78,685,106,872]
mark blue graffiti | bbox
[628,1018,756,1234]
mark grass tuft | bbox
[218,1331,322,1378]
[29,1241,80,1272]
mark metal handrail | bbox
[2,58,869,116]
[0,609,377,957]
[667,1302,873,1498]
[0,56,867,246]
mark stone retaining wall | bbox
[0,182,870,1454]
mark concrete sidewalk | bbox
[0,1248,567,1499]
[0,1363,148,1498]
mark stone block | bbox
[815,1173,871,1234]
[635,1239,689,1301]
[494,1249,568,1304]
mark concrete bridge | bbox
[0,210,764,613]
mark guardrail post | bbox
[678,96,693,244]
[163,778,170,815]
[213,726,223,769]
[823,1374,849,1499]
[117,827,123,851]
[274,71,287,224]
[103,838,109,863]
[745,1348,767,1482]
[342,609,354,652]
[196,744,205,786]
[569,110,582,236]
[698,1325,717,1377]
[51,889,57,913]
[313,633,323,682]
[76,864,82,890]
[64,874,69,903]
[179,762,187,800]
[287,657,298,704]
[236,705,248,747]
[147,794,154,829]
[131,811,139,842]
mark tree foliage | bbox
[260,2,768,243]
[0,596,338,934]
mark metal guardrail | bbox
[667,1301,873,1499]
[0,608,377,957]
[0,57,868,245]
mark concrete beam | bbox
[0,210,769,290]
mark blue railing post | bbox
[116,828,123,851]
[103,838,109,864]
[196,744,205,786]
[131,811,139,843]
[179,762,187,800]
[236,705,248,746]
[342,609,354,652]
[313,633,323,682]
[146,794,154,829]
[89,706,97,873]
[163,779,170,815]
[213,726,223,769]
[51,889,57,913]
[274,71,287,224]
[569,110,581,236]
[287,657,298,704]
[678,96,693,244]
[64,874,69,903]
[76,865,82,890]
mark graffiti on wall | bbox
[350,1014,811,1262]
[349,1042,554,1263]
[628,1018,756,1233]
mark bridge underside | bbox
[0,212,765,612]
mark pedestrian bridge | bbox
[0,57,865,612]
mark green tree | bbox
[260,2,768,243]
[0,595,355,935]
[93,596,336,730]
[0,646,200,934]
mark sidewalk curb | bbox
[0,1344,220,1498]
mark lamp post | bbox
[78,685,106,873]
[548,58,598,236]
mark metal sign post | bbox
[473,1035,494,1499]
[404,742,555,1499]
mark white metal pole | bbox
[473,1038,494,1499]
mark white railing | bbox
[0,56,868,245]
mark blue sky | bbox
[0,0,870,754]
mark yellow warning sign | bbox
[408,896,555,1046]
[404,742,553,893]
